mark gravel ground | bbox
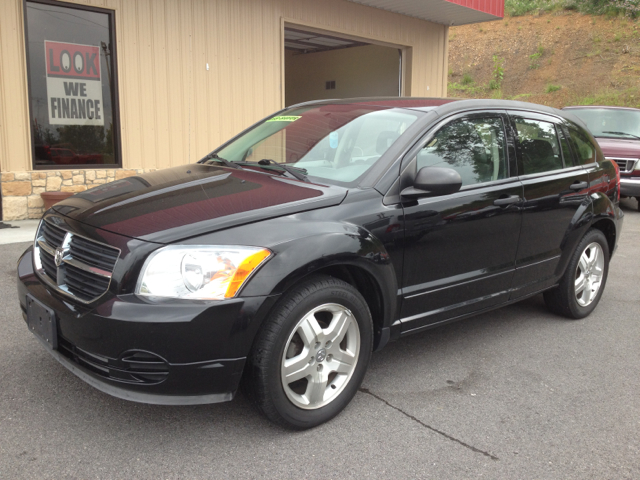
[1,198,638,479]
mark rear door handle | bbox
[570,181,589,190]
[494,195,521,206]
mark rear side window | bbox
[567,125,597,165]
[514,118,563,174]
[417,116,507,186]
[558,128,575,167]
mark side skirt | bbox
[390,283,559,340]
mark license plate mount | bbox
[26,295,58,350]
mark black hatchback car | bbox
[18,98,623,429]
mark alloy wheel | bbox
[574,241,605,307]
[281,303,360,410]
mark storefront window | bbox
[25,0,120,168]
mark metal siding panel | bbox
[143,0,159,167]
[117,0,138,169]
[164,0,185,168]
[0,0,31,172]
[191,0,207,160]
[150,0,170,170]
[180,0,195,165]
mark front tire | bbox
[245,275,373,429]
[543,229,609,319]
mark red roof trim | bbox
[444,0,504,18]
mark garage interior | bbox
[284,26,403,107]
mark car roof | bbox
[287,96,458,109]
[563,105,640,112]
[288,96,570,119]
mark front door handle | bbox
[570,181,589,190]
[493,195,521,206]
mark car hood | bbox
[595,137,640,157]
[52,164,348,244]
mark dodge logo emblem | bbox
[54,247,64,267]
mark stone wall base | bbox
[1,168,156,221]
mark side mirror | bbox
[401,166,462,199]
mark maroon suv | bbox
[563,106,640,211]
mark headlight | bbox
[136,245,271,300]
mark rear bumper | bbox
[620,177,640,197]
[18,246,277,404]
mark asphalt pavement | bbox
[1,199,639,479]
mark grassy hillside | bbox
[447,11,640,108]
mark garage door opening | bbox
[284,27,404,107]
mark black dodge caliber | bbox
[18,98,624,429]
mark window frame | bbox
[557,124,577,167]
[23,0,123,170]
[507,111,584,179]
[400,110,516,191]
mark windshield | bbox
[567,108,640,139]
[212,105,420,186]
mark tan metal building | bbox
[0,0,502,221]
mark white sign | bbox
[45,40,104,126]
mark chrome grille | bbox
[34,219,120,303]
[68,235,119,271]
[42,221,66,247]
[609,157,638,173]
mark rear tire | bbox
[635,197,640,212]
[245,275,373,429]
[543,229,609,319]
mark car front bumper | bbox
[17,246,277,405]
[620,177,640,197]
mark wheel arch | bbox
[590,191,620,257]
[590,218,617,257]
[293,263,389,351]
[243,230,398,352]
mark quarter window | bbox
[25,0,120,169]
[515,119,563,174]
[417,117,507,186]
[567,126,597,165]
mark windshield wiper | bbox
[201,153,242,169]
[601,131,640,140]
[247,159,309,182]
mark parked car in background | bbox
[18,98,623,429]
[34,145,104,166]
[563,106,640,211]
[50,147,103,165]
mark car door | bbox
[508,111,592,299]
[398,111,523,334]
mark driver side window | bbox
[417,117,507,187]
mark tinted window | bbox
[216,106,419,186]
[417,117,507,186]
[515,119,563,174]
[25,1,120,168]
[567,125,597,165]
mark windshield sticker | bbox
[267,115,301,123]
[330,131,339,148]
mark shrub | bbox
[491,55,505,89]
